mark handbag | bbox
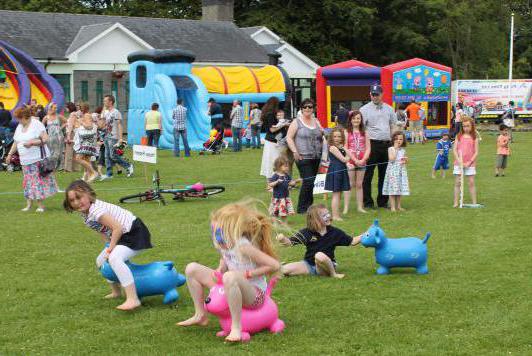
[38,138,54,177]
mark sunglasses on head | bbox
[302,105,314,109]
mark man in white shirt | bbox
[360,84,397,209]
[100,95,133,180]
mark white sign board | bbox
[133,145,157,164]
[313,174,331,195]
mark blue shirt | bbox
[269,173,291,199]
[436,139,452,158]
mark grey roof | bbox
[240,26,263,36]
[261,44,282,55]
[0,10,269,63]
[66,23,114,55]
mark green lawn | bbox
[1,133,531,355]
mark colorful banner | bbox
[392,65,451,102]
[454,80,532,114]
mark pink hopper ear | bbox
[266,277,278,297]
[214,271,223,284]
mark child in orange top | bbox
[495,124,511,177]
[453,116,479,207]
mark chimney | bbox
[202,0,234,21]
[268,53,281,66]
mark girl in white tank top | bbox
[177,200,280,342]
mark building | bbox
[241,26,319,114]
[0,1,317,115]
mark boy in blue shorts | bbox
[432,133,452,178]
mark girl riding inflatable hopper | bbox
[64,180,152,311]
[178,199,280,343]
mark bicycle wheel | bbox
[119,191,157,204]
[202,186,225,196]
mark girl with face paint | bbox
[276,204,363,278]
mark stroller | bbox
[200,127,225,155]
[0,129,21,172]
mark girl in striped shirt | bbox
[64,180,152,311]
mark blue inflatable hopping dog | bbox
[361,220,431,275]
[100,261,186,304]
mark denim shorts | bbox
[303,260,337,275]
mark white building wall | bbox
[75,29,147,64]
[252,31,278,45]
[278,48,316,78]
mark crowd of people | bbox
[2,82,515,219]
[2,94,133,211]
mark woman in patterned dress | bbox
[74,113,98,182]
[5,107,57,212]
[42,102,66,171]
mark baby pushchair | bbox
[200,128,225,155]
[0,129,21,172]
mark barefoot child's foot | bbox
[104,292,121,299]
[225,329,242,342]
[177,314,209,327]
[116,299,141,311]
[333,273,345,279]
[357,208,367,213]
[398,207,406,212]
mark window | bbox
[96,81,103,107]
[111,80,118,107]
[51,74,71,102]
[136,65,146,88]
[81,81,88,102]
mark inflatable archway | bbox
[127,49,290,150]
[0,40,65,115]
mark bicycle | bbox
[119,170,225,205]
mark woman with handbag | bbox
[5,107,58,212]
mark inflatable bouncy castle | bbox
[127,49,290,150]
[0,40,65,115]
[316,58,452,137]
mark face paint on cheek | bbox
[320,212,331,225]
[212,225,226,247]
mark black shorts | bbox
[118,218,153,250]
[98,144,105,166]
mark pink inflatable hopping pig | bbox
[204,271,285,341]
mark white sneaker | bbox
[36,207,45,213]
[99,175,112,181]
[127,165,134,177]
[21,206,31,212]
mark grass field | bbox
[1,133,531,355]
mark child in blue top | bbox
[268,156,300,222]
[432,133,452,178]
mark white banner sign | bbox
[133,145,157,164]
[313,174,331,195]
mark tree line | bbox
[1,0,530,79]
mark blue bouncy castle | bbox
[127,49,290,150]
